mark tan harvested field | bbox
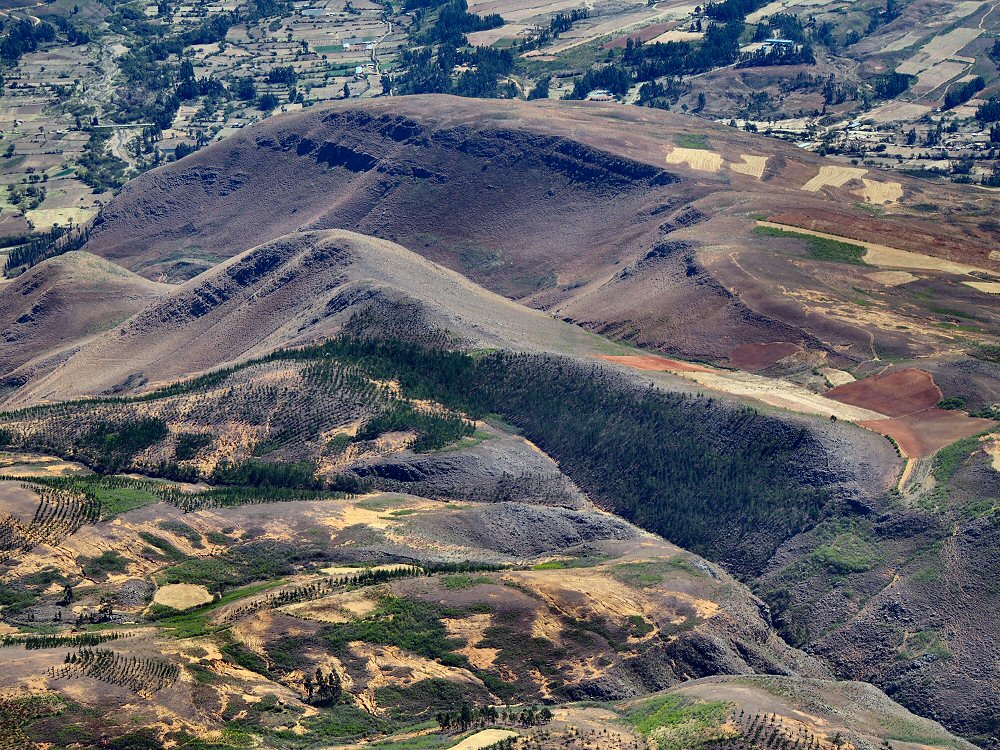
[466,23,528,45]
[601,354,887,421]
[756,221,991,275]
[597,354,714,372]
[892,25,983,99]
[857,178,903,204]
[681,368,886,420]
[729,153,768,178]
[535,2,699,55]
[665,146,724,172]
[847,240,986,275]
[896,26,982,75]
[466,0,586,21]
[153,583,214,610]
[648,28,703,44]
[24,206,98,231]
[865,270,919,286]
[800,165,867,192]
[450,729,519,750]
[883,29,926,52]
[911,60,972,96]
[819,368,855,387]
[867,101,933,123]
[963,281,1000,293]
[281,589,377,622]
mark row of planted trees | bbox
[436,702,554,732]
[51,648,180,697]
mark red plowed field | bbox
[728,342,803,371]
[597,354,714,373]
[859,410,994,458]
[825,369,941,417]
[602,23,675,49]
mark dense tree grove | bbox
[976,97,1000,123]
[388,0,508,95]
[3,225,90,275]
[78,418,170,472]
[390,40,513,97]
[0,18,56,65]
[704,0,770,23]
[873,72,915,100]
[516,9,589,52]
[566,18,749,100]
[944,76,985,109]
[436,702,553,731]
[736,43,815,68]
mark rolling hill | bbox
[83,96,1000,368]
[0,252,169,392]
[0,96,997,750]
[3,229,609,407]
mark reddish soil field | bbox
[602,22,676,49]
[766,208,1000,273]
[728,342,802,371]
[597,354,714,373]
[859,409,994,458]
[825,369,941,417]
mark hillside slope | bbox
[4,229,608,406]
[82,96,1000,364]
[0,252,169,387]
[0,96,995,749]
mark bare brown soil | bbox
[825,369,942,417]
[728,342,803,370]
[602,22,675,49]
[859,410,994,457]
[823,370,992,456]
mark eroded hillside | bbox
[0,96,997,750]
[82,96,1000,370]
